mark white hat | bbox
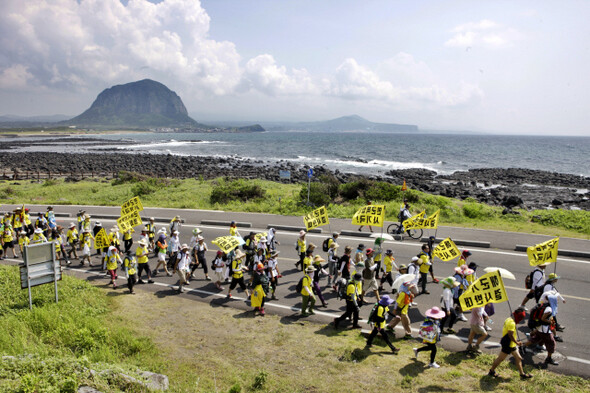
[158,228,167,234]
[173,231,179,235]
[259,237,267,243]
[34,228,43,234]
[411,256,419,262]
[181,243,189,250]
[138,239,148,246]
[69,223,75,228]
[299,230,306,237]
[197,235,204,241]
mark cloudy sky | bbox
[1,0,589,135]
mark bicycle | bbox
[387,222,423,240]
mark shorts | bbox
[3,241,14,250]
[470,323,487,335]
[500,334,516,355]
[230,276,246,291]
[215,271,224,282]
[529,330,556,353]
[363,278,378,292]
[158,252,166,262]
[525,289,535,300]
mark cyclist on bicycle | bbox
[397,201,412,234]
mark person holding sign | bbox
[357,201,374,233]
[227,249,250,299]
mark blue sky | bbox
[1,0,589,135]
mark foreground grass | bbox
[1,264,588,392]
[0,176,588,238]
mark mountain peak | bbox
[68,79,198,128]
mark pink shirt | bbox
[469,306,487,326]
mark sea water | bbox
[10,132,590,177]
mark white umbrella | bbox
[370,233,394,241]
[484,267,516,280]
[392,273,417,292]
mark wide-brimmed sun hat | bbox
[313,255,325,263]
[305,265,316,273]
[441,277,460,288]
[425,307,446,319]
[379,294,395,306]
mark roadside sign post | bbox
[307,168,313,206]
[21,242,61,310]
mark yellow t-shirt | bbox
[19,236,30,248]
[124,256,137,276]
[300,274,313,296]
[232,259,244,279]
[502,317,517,348]
[418,253,430,274]
[106,254,119,271]
[297,238,306,253]
[230,226,238,236]
[136,246,149,264]
[302,256,312,271]
[374,305,389,329]
[383,255,395,273]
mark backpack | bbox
[419,320,438,343]
[295,276,305,293]
[527,303,547,330]
[367,303,379,323]
[322,238,331,252]
[336,278,348,300]
[525,268,541,289]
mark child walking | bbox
[413,306,446,368]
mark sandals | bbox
[520,373,533,380]
[487,370,499,378]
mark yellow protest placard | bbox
[423,210,440,229]
[94,227,110,250]
[303,206,330,231]
[121,196,144,216]
[432,237,460,261]
[117,217,132,232]
[212,236,243,254]
[459,270,508,311]
[402,211,425,230]
[527,237,559,266]
[401,179,407,191]
[351,204,385,228]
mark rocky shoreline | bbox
[2,151,589,211]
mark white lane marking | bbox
[65,266,590,367]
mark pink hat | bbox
[454,264,474,276]
[425,307,446,319]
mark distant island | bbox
[259,114,418,133]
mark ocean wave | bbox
[122,140,226,149]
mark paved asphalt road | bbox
[5,204,590,377]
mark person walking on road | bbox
[427,236,439,283]
[295,230,307,270]
[417,244,432,295]
[153,230,171,277]
[251,262,270,316]
[174,244,191,293]
[387,282,416,339]
[123,250,137,294]
[227,249,250,299]
[488,316,532,379]
[466,305,489,353]
[334,273,363,329]
[267,250,281,300]
[439,276,459,334]
[362,248,380,303]
[366,295,400,354]
[413,307,446,368]
[135,239,154,284]
[311,255,330,307]
[379,249,397,293]
[300,265,317,316]
[518,263,548,311]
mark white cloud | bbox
[0,64,33,89]
[445,19,522,48]
[0,0,242,94]
[241,54,318,95]
[326,56,482,107]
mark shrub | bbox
[299,182,331,207]
[339,178,373,201]
[42,179,58,187]
[318,174,340,200]
[364,181,401,202]
[111,171,149,186]
[130,178,178,197]
[462,202,495,219]
[210,179,266,204]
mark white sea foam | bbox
[123,140,225,149]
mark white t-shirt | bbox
[214,257,225,273]
[267,257,278,278]
[177,251,190,271]
[441,288,454,310]
[169,236,180,253]
[532,269,545,289]
[540,306,553,334]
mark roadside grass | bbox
[1,176,588,238]
[1,264,589,392]
[0,265,162,392]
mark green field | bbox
[1,173,588,238]
[1,265,588,392]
